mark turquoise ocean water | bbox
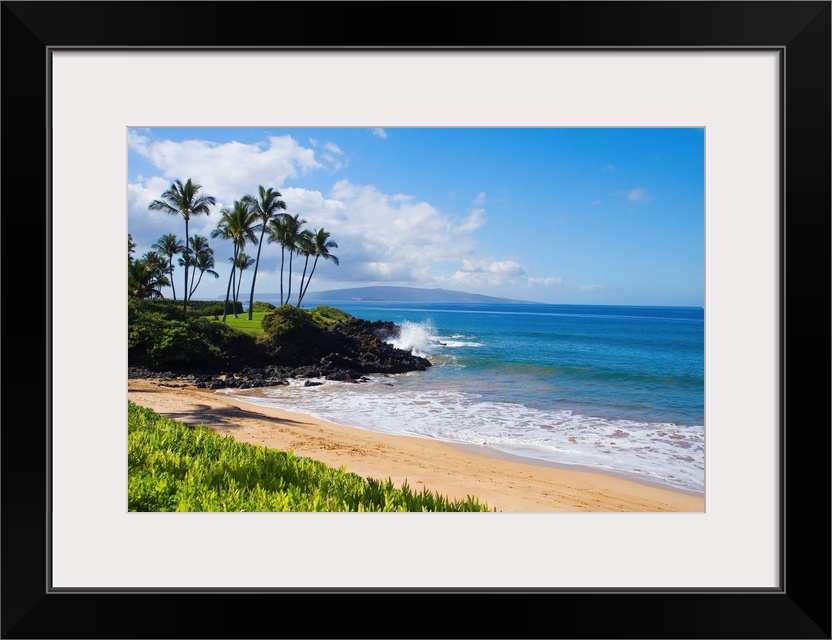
[221,302,705,494]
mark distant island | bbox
[257,286,538,305]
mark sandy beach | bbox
[128,377,704,513]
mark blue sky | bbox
[128,127,704,306]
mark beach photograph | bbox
[127,126,705,513]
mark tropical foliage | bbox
[211,200,258,322]
[151,234,185,301]
[128,251,170,300]
[128,298,252,369]
[266,213,307,305]
[242,186,287,320]
[134,180,339,320]
[129,401,494,512]
[182,235,219,299]
[297,228,339,306]
[231,252,255,309]
[147,179,216,312]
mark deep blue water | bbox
[224,302,705,493]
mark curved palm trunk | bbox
[299,255,320,306]
[189,260,198,301]
[168,257,177,300]
[234,266,244,317]
[247,227,266,320]
[221,243,237,322]
[182,217,190,312]
[190,270,204,299]
[279,247,286,305]
[231,261,238,318]
[286,251,295,305]
[296,255,311,307]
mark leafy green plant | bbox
[128,299,258,369]
[307,305,355,326]
[261,305,322,345]
[128,401,495,512]
[250,301,277,312]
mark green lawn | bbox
[207,305,355,338]
[208,310,269,337]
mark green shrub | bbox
[261,305,322,346]
[250,301,277,312]
[131,299,243,317]
[145,321,220,369]
[308,305,355,326]
[129,299,261,370]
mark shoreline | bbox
[128,377,705,513]
[444,441,705,499]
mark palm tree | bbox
[231,252,255,309]
[183,234,211,295]
[128,251,170,299]
[211,200,258,321]
[298,228,339,306]
[242,186,287,320]
[266,213,306,306]
[147,178,216,312]
[266,216,290,305]
[182,239,218,299]
[128,233,136,264]
[151,233,185,300]
[294,230,316,307]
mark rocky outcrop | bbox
[129,318,431,389]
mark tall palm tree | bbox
[182,240,218,299]
[147,178,216,312]
[294,230,316,307]
[231,252,256,309]
[151,233,185,300]
[266,216,290,305]
[298,228,339,306]
[242,186,287,320]
[211,200,258,321]
[275,214,306,304]
[266,213,306,306]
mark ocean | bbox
[219,302,705,495]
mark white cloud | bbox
[528,277,563,287]
[371,128,388,139]
[128,134,519,299]
[323,141,342,155]
[626,188,651,204]
[453,192,488,233]
[439,258,527,289]
[304,137,348,173]
[321,180,474,285]
[128,133,323,203]
[459,259,525,276]
[455,208,485,233]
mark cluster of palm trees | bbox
[130,178,339,321]
[128,234,170,300]
[128,231,220,302]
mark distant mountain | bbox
[296,286,537,304]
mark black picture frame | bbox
[2,2,829,638]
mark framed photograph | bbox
[3,1,829,638]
